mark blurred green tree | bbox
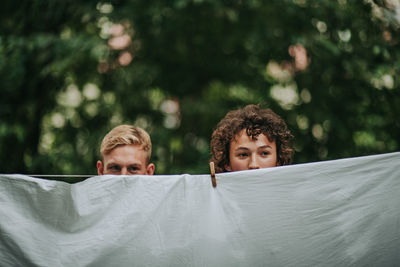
[0,0,399,177]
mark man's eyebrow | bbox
[105,162,119,167]
[105,163,119,168]
[128,163,142,167]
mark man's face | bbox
[97,144,155,175]
[225,129,278,172]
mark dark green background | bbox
[1,0,399,177]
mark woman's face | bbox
[226,129,278,172]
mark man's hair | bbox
[210,104,294,173]
[100,125,152,162]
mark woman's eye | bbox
[261,151,270,156]
[237,153,248,158]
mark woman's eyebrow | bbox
[234,147,250,151]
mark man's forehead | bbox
[104,148,146,162]
[104,159,142,166]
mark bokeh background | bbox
[1,0,399,176]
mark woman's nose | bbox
[248,154,260,169]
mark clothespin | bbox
[209,162,217,188]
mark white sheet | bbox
[1,152,399,266]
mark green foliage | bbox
[0,0,399,176]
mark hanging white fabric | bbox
[1,152,399,266]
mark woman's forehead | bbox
[233,128,274,141]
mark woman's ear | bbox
[225,165,231,171]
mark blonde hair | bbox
[100,125,152,162]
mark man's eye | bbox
[128,166,140,172]
[109,165,120,171]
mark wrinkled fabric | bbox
[1,152,399,267]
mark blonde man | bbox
[97,125,155,175]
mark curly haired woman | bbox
[210,104,294,173]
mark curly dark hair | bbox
[210,104,294,173]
